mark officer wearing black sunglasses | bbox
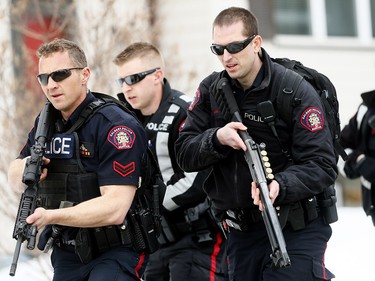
[113,42,228,281]
[176,7,337,281]
[8,38,149,280]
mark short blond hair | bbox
[113,42,164,68]
[37,38,87,67]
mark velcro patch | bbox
[300,107,324,132]
[107,126,135,150]
[113,161,135,177]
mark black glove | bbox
[343,159,361,179]
[357,156,375,183]
[342,151,362,179]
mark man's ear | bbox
[154,68,164,83]
[82,67,90,85]
[253,35,262,53]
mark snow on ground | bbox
[326,207,374,281]
[0,207,373,280]
[0,254,52,281]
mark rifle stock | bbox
[10,101,54,276]
[214,78,291,269]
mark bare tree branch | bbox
[0,2,189,279]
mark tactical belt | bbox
[56,224,133,259]
[56,239,76,253]
[223,207,263,231]
[223,197,323,232]
[158,203,218,246]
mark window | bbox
[371,0,375,37]
[273,0,374,41]
[326,0,356,36]
[274,0,311,35]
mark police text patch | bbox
[107,126,135,150]
[300,107,324,132]
[45,134,74,158]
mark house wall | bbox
[157,0,249,95]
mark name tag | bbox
[45,134,74,158]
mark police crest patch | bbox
[107,126,135,149]
[300,107,324,132]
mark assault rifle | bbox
[10,102,55,276]
[213,78,291,269]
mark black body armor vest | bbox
[37,130,100,209]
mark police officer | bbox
[339,90,375,225]
[113,42,228,281]
[8,38,149,281]
[175,7,337,281]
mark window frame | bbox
[272,0,375,48]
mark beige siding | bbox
[158,0,249,95]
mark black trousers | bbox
[226,215,335,281]
[51,245,148,281]
[143,231,228,281]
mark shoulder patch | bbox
[189,88,201,111]
[300,106,324,132]
[107,126,136,150]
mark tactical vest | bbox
[146,93,190,185]
[37,126,100,209]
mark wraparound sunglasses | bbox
[116,67,160,86]
[37,67,84,86]
[210,35,257,56]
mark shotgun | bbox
[213,78,291,269]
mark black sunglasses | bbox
[116,67,160,86]
[210,35,256,56]
[37,67,84,86]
